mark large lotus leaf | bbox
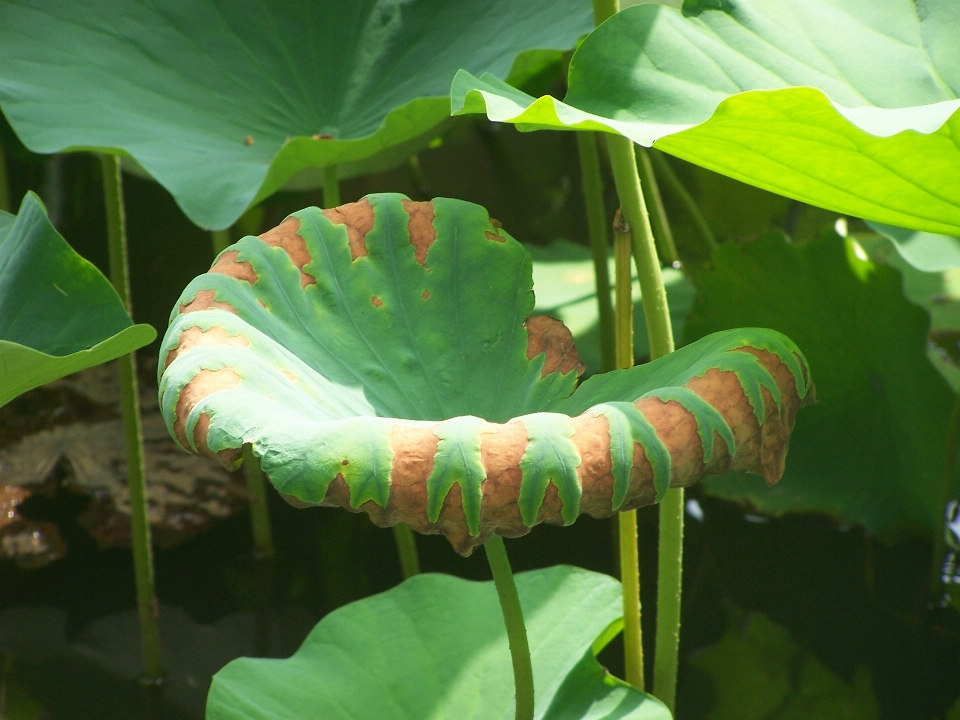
[451,0,960,235]
[207,566,670,719]
[685,230,954,537]
[0,0,592,231]
[0,193,155,408]
[158,194,813,554]
[530,240,696,373]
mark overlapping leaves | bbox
[0,0,592,229]
[452,0,960,235]
[159,194,810,551]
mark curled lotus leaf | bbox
[158,194,814,554]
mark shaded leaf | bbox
[0,194,155,408]
[452,0,960,235]
[159,194,812,553]
[529,239,696,373]
[207,566,670,720]
[0,0,592,229]
[686,230,954,537]
[867,221,960,273]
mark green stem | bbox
[0,139,10,213]
[211,228,231,256]
[577,132,615,372]
[636,148,678,266]
[243,446,275,560]
[392,523,421,579]
[614,214,645,689]
[484,535,534,720]
[324,164,341,208]
[650,149,717,253]
[606,135,683,711]
[99,154,163,683]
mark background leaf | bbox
[0,0,592,230]
[867,221,960,273]
[452,0,960,234]
[685,230,954,537]
[207,566,670,720]
[0,193,155,407]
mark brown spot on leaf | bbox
[485,217,505,243]
[210,251,258,284]
[322,198,375,259]
[525,316,585,378]
[258,216,316,288]
[164,326,250,369]
[422,290,430,299]
[401,200,436,267]
[178,290,237,316]
[312,134,333,140]
[244,135,254,146]
[172,368,241,452]
[479,420,529,540]
[281,370,298,383]
[371,296,383,308]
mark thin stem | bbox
[392,524,421,579]
[606,134,684,711]
[650,149,717,253]
[636,148,678,266]
[99,154,163,683]
[605,135,674,360]
[653,486,684,712]
[484,535,534,720]
[324,164,341,208]
[211,228,231,256]
[577,132,615,372]
[243,446,275,560]
[614,213,645,689]
[0,139,10,213]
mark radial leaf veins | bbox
[158,194,814,554]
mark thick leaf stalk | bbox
[158,195,814,557]
[100,154,163,682]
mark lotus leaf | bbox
[158,194,813,554]
[0,193,155,408]
[451,0,960,235]
[0,0,592,230]
[867,221,960,273]
[207,566,670,719]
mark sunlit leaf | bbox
[0,0,593,229]
[158,194,811,554]
[452,0,960,235]
[207,566,670,720]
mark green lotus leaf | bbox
[207,566,669,720]
[0,0,592,231]
[451,0,960,235]
[867,221,960,273]
[0,193,156,408]
[686,230,954,537]
[158,194,813,554]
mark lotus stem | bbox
[485,535,534,720]
[244,446,275,560]
[324,164,341,208]
[0,139,10,213]
[607,133,682,710]
[392,523,421,579]
[650,149,718,253]
[614,211,645,689]
[577,132,615,372]
[99,153,163,683]
[636,148,678,266]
